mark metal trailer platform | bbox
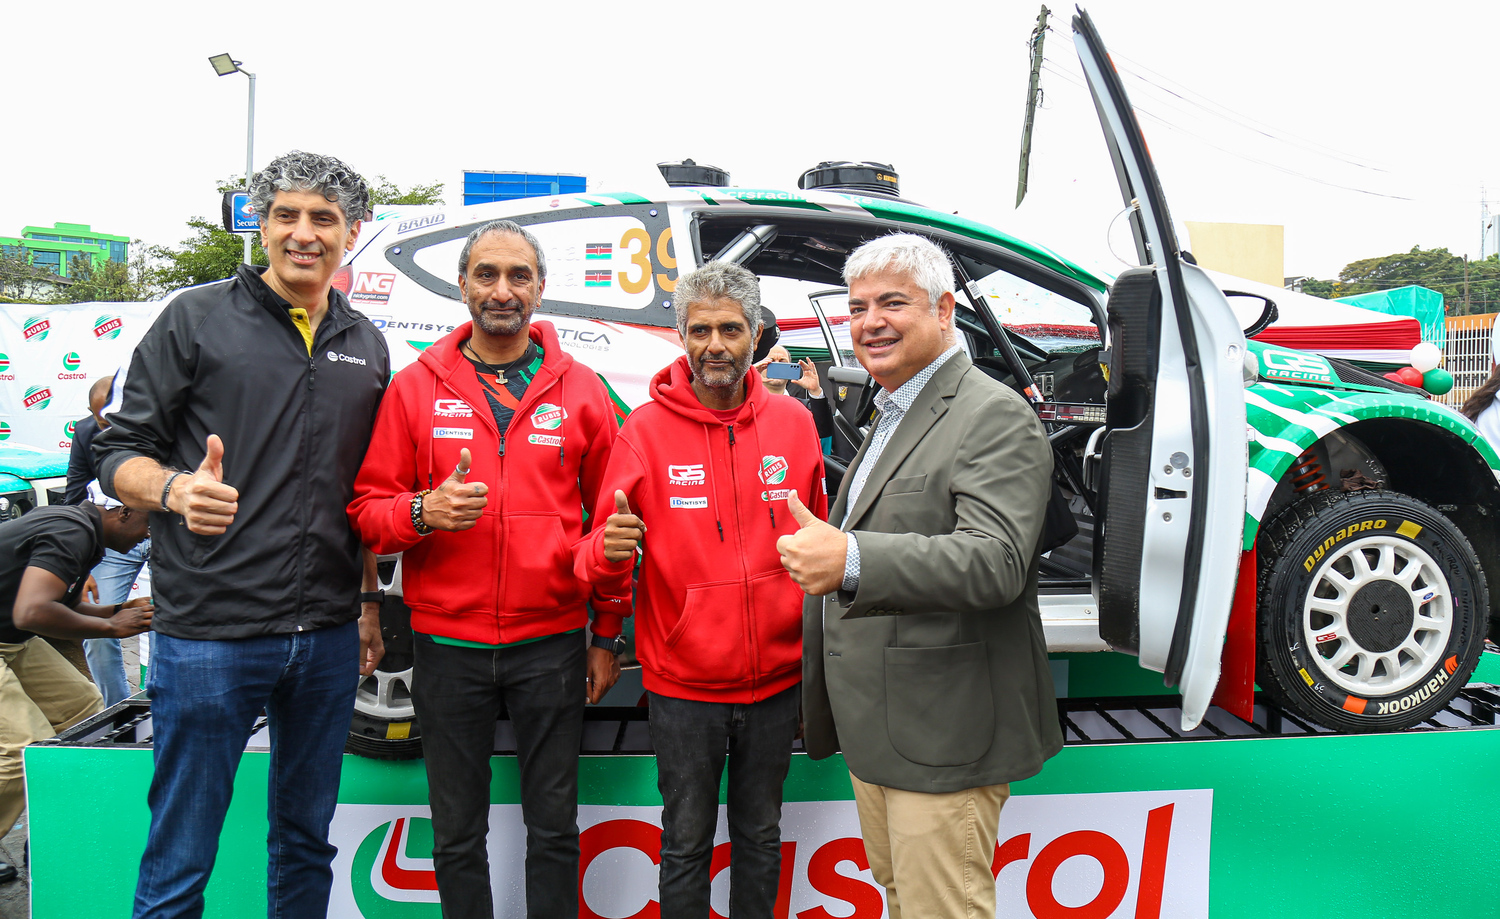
[24,672,1500,917]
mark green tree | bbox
[53,244,159,303]
[146,218,267,292]
[1334,246,1500,316]
[368,175,445,206]
[0,246,59,303]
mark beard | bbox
[691,347,753,391]
[468,294,534,338]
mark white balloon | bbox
[1410,341,1442,373]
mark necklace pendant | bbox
[496,372,507,385]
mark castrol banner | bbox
[0,302,162,451]
[327,790,1211,918]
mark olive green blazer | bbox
[802,352,1063,793]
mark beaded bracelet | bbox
[410,490,434,536]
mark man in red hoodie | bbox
[576,260,827,919]
[348,220,625,919]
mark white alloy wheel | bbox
[1302,534,1452,697]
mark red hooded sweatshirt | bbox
[576,355,828,703]
[348,320,625,644]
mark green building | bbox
[0,222,130,277]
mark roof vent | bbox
[658,159,730,188]
[797,161,900,197]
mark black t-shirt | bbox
[464,341,544,439]
[0,504,105,642]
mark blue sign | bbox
[230,192,257,232]
[221,190,258,234]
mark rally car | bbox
[340,10,1500,758]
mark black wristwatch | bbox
[359,590,385,606]
[590,633,626,655]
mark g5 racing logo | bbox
[349,817,441,916]
[22,317,49,342]
[759,455,788,485]
[668,464,705,486]
[433,399,474,418]
[1258,347,1332,383]
[23,386,51,411]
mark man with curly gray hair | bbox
[95,149,389,919]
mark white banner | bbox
[327,789,1211,918]
[0,302,162,451]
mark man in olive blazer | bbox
[778,233,1062,919]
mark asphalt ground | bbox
[1,636,142,919]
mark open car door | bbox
[1074,9,1248,729]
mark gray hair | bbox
[672,261,762,339]
[457,220,547,281]
[249,150,369,230]
[843,232,955,313]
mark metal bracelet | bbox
[160,471,188,513]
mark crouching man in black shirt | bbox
[0,496,152,882]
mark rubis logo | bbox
[760,455,788,485]
[93,315,123,340]
[23,385,52,411]
[531,404,566,431]
[22,317,49,341]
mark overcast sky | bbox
[4,0,1497,284]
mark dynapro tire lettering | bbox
[1304,519,1387,572]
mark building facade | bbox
[0,222,131,277]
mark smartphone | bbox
[765,361,802,380]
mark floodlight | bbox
[208,54,239,76]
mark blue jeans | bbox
[648,685,800,919]
[133,620,358,919]
[84,539,149,707]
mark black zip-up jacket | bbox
[94,264,389,639]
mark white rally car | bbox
[340,10,1500,759]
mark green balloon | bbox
[1423,367,1454,395]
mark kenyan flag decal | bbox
[23,385,52,411]
[62,352,81,371]
[94,315,123,339]
[22,317,49,341]
[760,455,788,485]
[584,269,612,288]
[531,403,567,431]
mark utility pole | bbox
[1464,255,1471,314]
[1015,5,1050,208]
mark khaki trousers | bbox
[0,639,103,833]
[850,771,1010,919]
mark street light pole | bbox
[208,54,256,265]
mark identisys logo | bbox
[22,316,49,342]
[93,315,123,340]
[23,386,52,411]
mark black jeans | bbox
[648,685,800,919]
[412,630,585,919]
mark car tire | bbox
[1255,489,1487,732]
[346,594,422,760]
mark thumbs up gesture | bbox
[603,489,645,563]
[167,434,240,535]
[776,490,846,596]
[421,448,489,532]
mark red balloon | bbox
[1397,367,1425,387]
[1383,372,1404,383]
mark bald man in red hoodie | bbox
[576,261,827,919]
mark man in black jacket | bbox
[94,150,390,919]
